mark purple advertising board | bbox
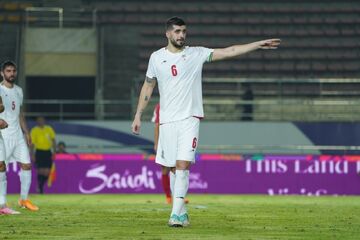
[6,157,360,196]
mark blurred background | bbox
[1,0,359,121]
[2,0,360,195]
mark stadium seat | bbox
[1,0,359,121]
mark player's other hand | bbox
[25,133,31,147]
[0,119,8,129]
[131,118,141,135]
[258,39,281,49]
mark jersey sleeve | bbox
[30,128,37,146]
[0,88,3,103]
[197,47,214,63]
[48,126,56,139]
[18,87,24,106]
[146,53,157,79]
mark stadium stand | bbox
[0,0,359,121]
[0,24,20,64]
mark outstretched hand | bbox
[258,39,281,49]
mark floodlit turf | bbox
[0,194,360,240]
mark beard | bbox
[170,38,185,49]
[4,76,15,83]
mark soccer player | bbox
[152,103,189,205]
[131,17,280,227]
[30,116,56,194]
[0,60,39,211]
[0,91,20,214]
[152,103,172,204]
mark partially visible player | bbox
[131,17,280,227]
[152,103,172,204]
[0,60,38,211]
[152,103,189,205]
[0,88,20,214]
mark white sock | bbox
[171,170,189,216]
[179,201,187,215]
[0,171,7,207]
[174,171,187,216]
[169,171,175,196]
[19,170,31,200]
[170,171,187,215]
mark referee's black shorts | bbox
[35,149,53,169]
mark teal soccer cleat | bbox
[168,214,183,227]
[179,213,190,227]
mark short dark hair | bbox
[1,60,17,72]
[165,17,186,30]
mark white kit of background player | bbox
[0,61,39,215]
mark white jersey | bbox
[146,46,213,124]
[0,84,24,139]
[0,87,3,160]
[0,87,3,139]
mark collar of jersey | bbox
[164,46,188,55]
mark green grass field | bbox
[0,194,360,240]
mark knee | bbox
[20,163,31,171]
[176,161,191,170]
[0,162,6,172]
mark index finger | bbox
[269,39,281,43]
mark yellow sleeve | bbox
[30,128,37,146]
[48,126,56,139]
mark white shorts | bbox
[4,137,31,164]
[0,136,5,162]
[155,117,200,167]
